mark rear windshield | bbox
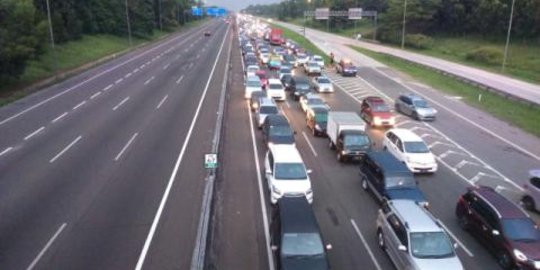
[410,232,455,259]
[269,126,293,137]
[404,141,429,153]
[275,163,307,180]
[502,218,540,241]
[260,106,278,114]
[386,176,416,188]
[282,233,324,257]
[371,103,390,112]
[315,113,328,122]
[413,100,429,108]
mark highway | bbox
[0,19,231,269]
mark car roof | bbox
[305,93,322,99]
[470,186,529,219]
[269,144,303,163]
[366,151,411,175]
[247,65,259,69]
[265,114,289,126]
[278,197,319,234]
[387,128,423,142]
[390,200,443,233]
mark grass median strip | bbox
[351,46,540,137]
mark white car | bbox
[259,52,270,64]
[265,144,313,204]
[256,97,279,128]
[305,61,322,76]
[299,93,329,113]
[313,76,334,93]
[312,55,325,68]
[295,53,309,68]
[278,66,292,80]
[266,78,286,101]
[246,65,259,77]
[245,75,262,99]
[383,129,438,173]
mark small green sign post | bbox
[204,153,218,169]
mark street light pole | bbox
[45,0,58,76]
[502,0,515,72]
[159,0,163,31]
[401,0,408,49]
[125,0,132,47]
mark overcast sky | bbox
[205,0,281,11]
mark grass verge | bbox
[269,22,330,65]
[351,46,540,137]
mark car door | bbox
[384,214,409,269]
[394,139,405,162]
[265,151,274,188]
[468,197,495,245]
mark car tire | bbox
[361,178,368,191]
[497,250,514,270]
[521,196,536,211]
[377,229,386,250]
[458,215,470,230]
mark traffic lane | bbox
[208,32,269,270]
[0,23,229,270]
[0,20,217,151]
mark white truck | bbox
[327,112,371,162]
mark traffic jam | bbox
[236,15,540,270]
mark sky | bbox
[205,0,281,11]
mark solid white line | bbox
[51,112,68,123]
[437,220,474,257]
[115,78,123,84]
[163,63,170,70]
[104,84,114,91]
[140,64,146,69]
[0,147,13,157]
[196,54,201,59]
[188,63,194,69]
[90,91,102,100]
[114,133,138,161]
[24,126,45,141]
[176,75,184,84]
[247,100,276,270]
[50,135,82,163]
[26,223,67,270]
[302,131,318,157]
[351,219,382,270]
[72,100,86,110]
[156,95,168,109]
[125,72,132,78]
[134,68,140,73]
[144,76,155,85]
[112,97,130,111]
[134,25,230,270]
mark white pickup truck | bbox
[327,112,371,162]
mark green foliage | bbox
[465,47,503,65]
[405,34,433,49]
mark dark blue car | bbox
[360,151,428,207]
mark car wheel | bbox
[458,215,470,230]
[361,178,368,191]
[521,196,536,211]
[497,251,514,270]
[377,229,386,250]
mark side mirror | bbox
[326,244,333,250]
[453,243,459,249]
[306,169,313,174]
[271,245,278,251]
[492,230,500,236]
[265,170,272,175]
[398,245,407,252]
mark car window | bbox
[274,163,307,180]
[470,198,498,228]
[317,78,330,84]
[247,80,261,87]
[344,135,370,147]
[386,132,395,144]
[315,113,327,122]
[372,103,390,112]
[260,106,278,114]
[282,233,324,257]
[268,152,274,169]
[403,141,430,153]
[386,175,416,188]
[396,139,404,152]
[387,214,408,246]
[269,126,293,137]
[410,232,454,259]
[413,99,429,108]
[269,84,283,90]
[531,177,540,189]
[501,218,540,241]
[308,98,324,105]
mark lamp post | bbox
[401,0,408,49]
[125,0,132,46]
[502,0,516,72]
[159,0,163,31]
[45,0,58,76]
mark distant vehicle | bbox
[256,70,268,89]
[270,197,332,270]
[256,97,279,128]
[289,76,312,101]
[268,55,282,70]
[313,76,334,93]
[327,112,370,162]
[336,59,358,77]
[306,106,329,137]
[360,96,396,127]
[305,61,322,76]
[262,115,295,147]
[250,91,266,112]
[283,54,297,67]
[383,129,438,173]
[360,151,428,206]
[299,93,329,113]
[259,52,271,64]
[245,75,262,99]
[266,78,286,101]
[270,28,284,45]
[295,53,310,68]
[265,144,313,204]
[204,31,211,37]
[377,200,463,270]
[312,55,325,68]
[246,65,260,77]
[244,55,258,67]
[522,169,540,211]
[395,94,437,121]
[278,66,292,80]
[456,185,540,270]
[280,74,293,91]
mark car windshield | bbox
[247,80,261,87]
[297,83,310,90]
[308,98,324,105]
[404,141,430,153]
[280,68,291,74]
[413,99,429,108]
[260,106,278,114]
[502,218,540,242]
[386,176,416,188]
[344,135,370,147]
[314,56,323,61]
[274,163,307,180]
[308,63,318,67]
[315,113,328,122]
[269,84,282,90]
[410,232,455,259]
[371,103,390,112]
[282,233,324,257]
[248,67,258,72]
[269,126,293,137]
[318,78,330,84]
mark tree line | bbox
[243,0,540,42]
[0,0,199,83]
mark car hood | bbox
[282,256,329,270]
[416,107,437,116]
[512,241,540,260]
[386,187,426,203]
[269,135,295,145]
[371,111,393,119]
[405,152,436,165]
[412,255,463,270]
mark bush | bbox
[405,34,434,49]
[465,47,503,65]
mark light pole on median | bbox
[45,0,58,77]
[502,0,516,72]
[401,0,408,49]
[158,0,163,31]
[125,0,132,47]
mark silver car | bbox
[522,169,540,211]
[395,94,437,121]
[256,97,279,128]
[376,200,464,270]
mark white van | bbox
[383,128,438,173]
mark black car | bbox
[262,115,295,147]
[290,76,313,101]
[281,74,293,91]
[271,197,331,270]
[360,151,428,207]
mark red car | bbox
[256,70,268,89]
[360,96,395,127]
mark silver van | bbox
[256,97,279,129]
